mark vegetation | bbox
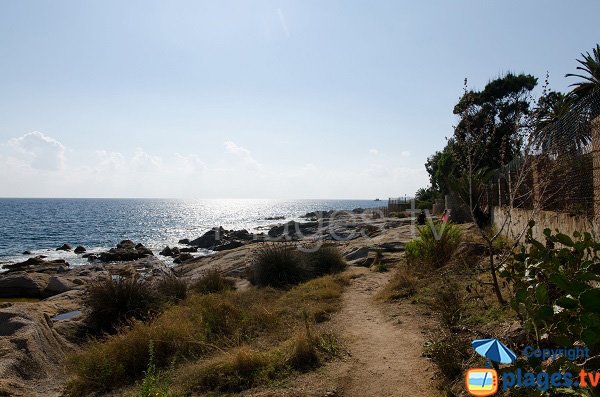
[86,274,160,332]
[249,244,346,288]
[405,221,462,268]
[156,275,188,303]
[376,266,417,302]
[189,268,236,294]
[67,274,347,396]
[566,44,600,99]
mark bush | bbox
[249,244,310,288]
[425,334,470,382]
[190,269,236,294]
[86,274,160,332]
[405,221,462,268]
[156,276,188,303]
[504,226,600,354]
[306,244,347,276]
[432,285,463,328]
[376,267,417,301]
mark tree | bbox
[566,44,600,100]
[453,73,537,172]
[424,142,459,195]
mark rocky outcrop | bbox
[2,257,69,274]
[0,272,51,299]
[267,221,319,238]
[93,240,154,262]
[185,227,254,251]
[173,253,194,264]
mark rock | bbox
[178,238,191,245]
[173,253,194,264]
[352,207,365,214]
[116,240,136,249]
[22,250,31,255]
[189,227,226,248]
[180,247,198,253]
[171,247,181,256]
[2,257,70,274]
[0,272,51,298]
[344,247,370,261]
[74,246,86,254]
[159,246,173,256]
[96,241,153,262]
[231,229,253,240]
[213,240,244,251]
[265,216,285,220]
[56,243,72,251]
[43,276,78,298]
[268,221,318,238]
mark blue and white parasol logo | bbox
[471,338,517,364]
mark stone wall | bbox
[492,207,600,242]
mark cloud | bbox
[277,8,290,38]
[369,148,379,156]
[131,148,163,172]
[401,151,411,157]
[8,131,66,170]
[224,141,261,170]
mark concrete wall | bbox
[492,207,600,242]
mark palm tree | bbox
[566,44,600,99]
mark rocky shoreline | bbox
[0,208,411,396]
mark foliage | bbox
[453,73,537,171]
[136,342,169,397]
[67,275,347,395]
[376,267,417,301]
[86,274,160,333]
[503,224,600,353]
[190,269,236,294]
[566,44,600,99]
[306,244,347,277]
[425,144,459,195]
[405,221,462,268]
[156,276,188,303]
[249,244,311,288]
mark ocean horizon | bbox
[0,198,386,267]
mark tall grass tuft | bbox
[156,276,188,303]
[306,244,347,276]
[190,269,236,294]
[249,244,310,288]
[86,274,160,332]
[405,221,462,268]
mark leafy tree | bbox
[453,73,537,172]
[424,142,459,195]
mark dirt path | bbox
[332,267,435,397]
[248,267,436,397]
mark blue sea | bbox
[0,198,384,268]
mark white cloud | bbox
[369,148,379,156]
[224,141,261,170]
[131,148,163,172]
[8,131,66,170]
[401,150,411,157]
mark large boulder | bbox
[213,240,244,251]
[173,253,194,264]
[56,244,72,251]
[0,272,51,299]
[189,227,226,248]
[42,276,78,298]
[159,246,173,256]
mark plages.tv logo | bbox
[465,338,516,396]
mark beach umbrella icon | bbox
[471,338,517,364]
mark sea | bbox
[0,198,385,269]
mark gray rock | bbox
[43,276,78,298]
[0,272,51,298]
[56,244,72,251]
[74,246,86,254]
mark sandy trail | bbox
[332,267,435,397]
[248,266,436,397]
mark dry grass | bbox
[67,274,349,396]
[376,266,418,302]
[189,268,236,294]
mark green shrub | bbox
[249,244,310,288]
[306,244,347,276]
[136,343,169,397]
[504,226,600,354]
[156,276,188,303]
[86,274,160,332]
[190,269,236,294]
[405,221,462,268]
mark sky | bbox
[0,0,598,199]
